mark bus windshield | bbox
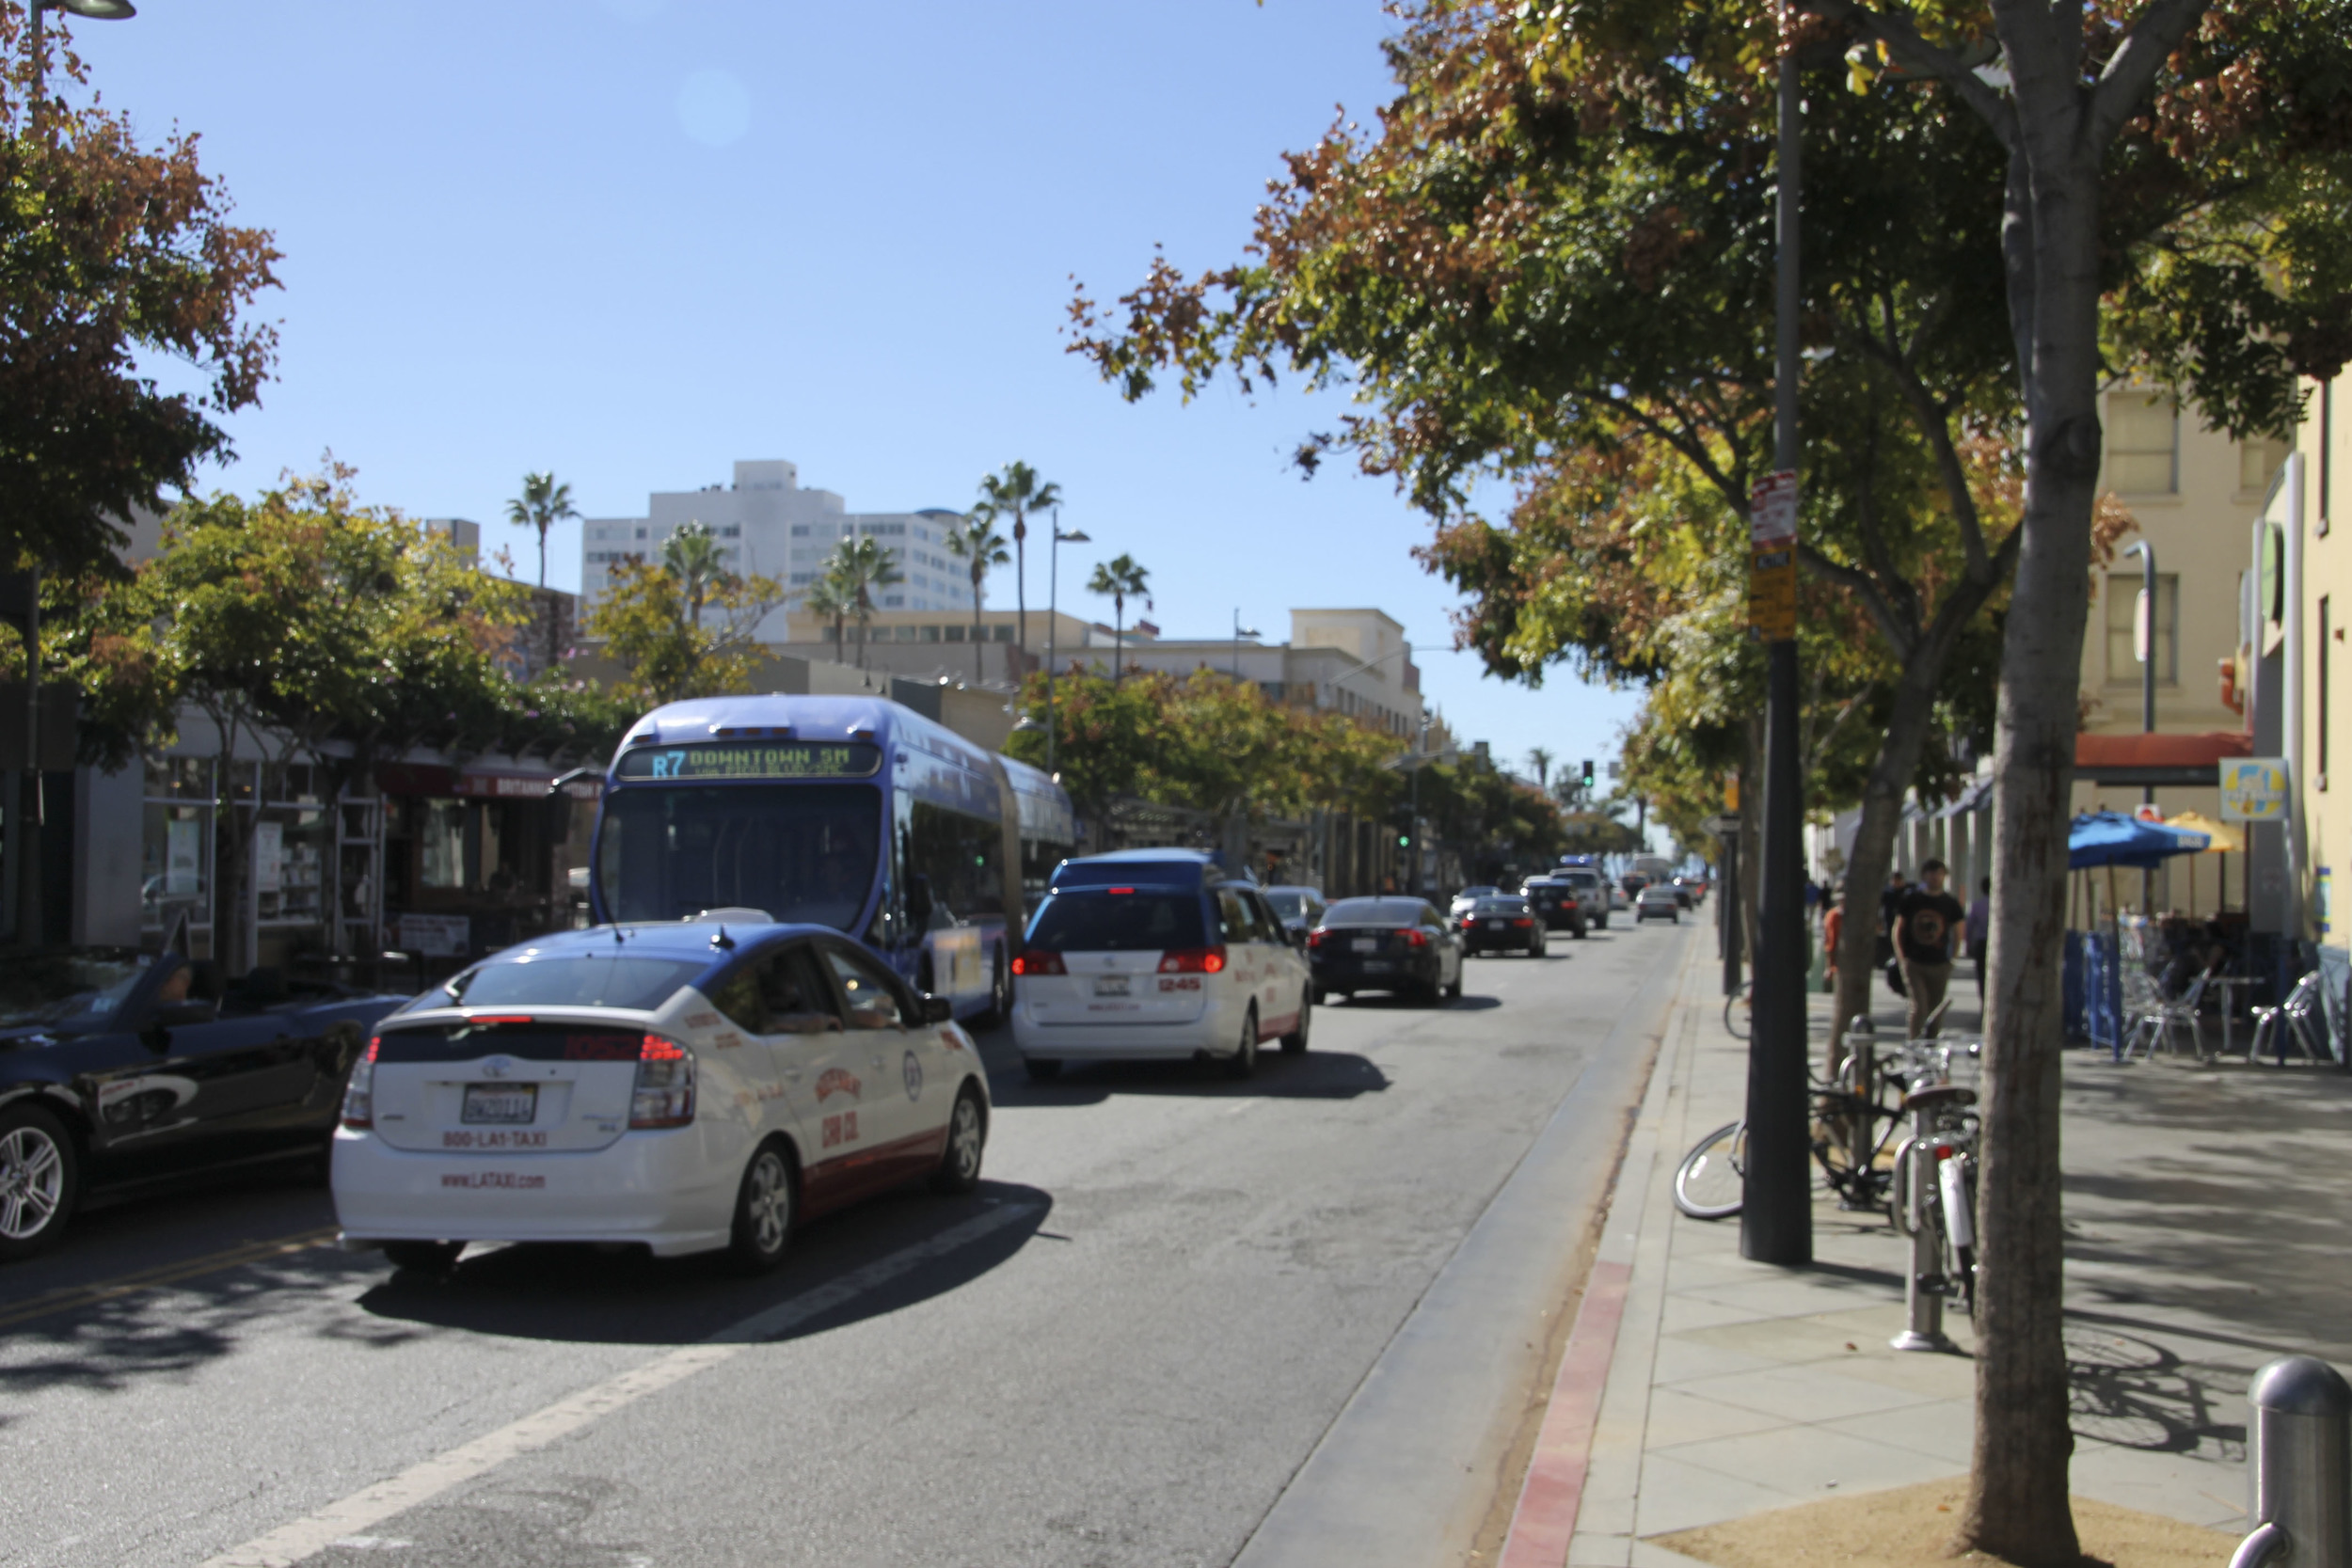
[597,784,882,929]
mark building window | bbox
[420,800,467,890]
[922,625,942,642]
[2241,437,2290,496]
[883,594,904,608]
[2105,392,2179,494]
[791,525,809,537]
[946,625,966,642]
[992,625,1015,642]
[720,525,741,538]
[2105,571,2178,686]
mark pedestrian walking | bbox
[1965,875,1991,1002]
[1821,884,1845,994]
[1878,868,1910,998]
[1894,858,1964,1038]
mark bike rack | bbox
[2232,1355,2350,1568]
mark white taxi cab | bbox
[331,920,989,1276]
[1009,850,1311,1081]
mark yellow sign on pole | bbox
[1749,470,1799,642]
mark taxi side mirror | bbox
[920,994,953,1024]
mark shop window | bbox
[420,799,466,889]
[992,625,1015,642]
[2241,436,2291,496]
[2105,571,2178,686]
[2105,392,2178,494]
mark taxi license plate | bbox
[1351,938,1377,954]
[1093,975,1131,997]
[462,1084,538,1125]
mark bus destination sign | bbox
[616,741,883,781]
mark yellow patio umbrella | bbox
[2166,809,2244,914]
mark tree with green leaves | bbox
[1085,554,1150,689]
[977,461,1061,655]
[660,521,733,627]
[824,535,903,669]
[504,471,580,591]
[943,511,1011,682]
[802,571,855,664]
[585,537,784,709]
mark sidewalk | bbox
[1499,931,2352,1567]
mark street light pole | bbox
[2126,539,2159,912]
[1741,10,1811,1266]
[1044,515,1089,776]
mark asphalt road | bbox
[0,915,1692,1568]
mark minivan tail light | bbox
[1012,949,1066,976]
[629,1033,696,1128]
[1158,946,1228,974]
[341,1036,380,1130]
[1399,927,1429,948]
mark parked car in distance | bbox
[0,947,406,1261]
[1010,850,1311,1081]
[1635,884,1683,922]
[1521,876,1590,938]
[1460,895,1548,958]
[1554,865,1613,931]
[1610,884,1630,911]
[334,920,988,1277]
[1309,896,1465,1004]
[1261,885,1327,946]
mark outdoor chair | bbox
[2122,962,2213,1064]
[2244,970,2329,1066]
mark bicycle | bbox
[1724,978,1753,1040]
[1889,1082,1980,1318]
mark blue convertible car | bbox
[0,947,409,1259]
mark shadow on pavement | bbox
[988,1049,1391,1107]
[354,1180,1052,1348]
[1327,992,1503,1012]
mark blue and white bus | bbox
[586,694,1077,1023]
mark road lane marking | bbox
[199,1201,1044,1568]
[0,1228,341,1332]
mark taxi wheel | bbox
[1223,1010,1260,1080]
[930,1087,987,1194]
[727,1142,796,1276]
[382,1241,464,1276]
[1280,990,1311,1053]
[0,1104,79,1261]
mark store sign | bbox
[614,741,883,782]
[2219,757,2290,823]
[1748,470,1798,642]
[396,912,471,958]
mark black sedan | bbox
[1521,877,1590,937]
[1307,896,1465,1005]
[0,947,408,1259]
[1460,895,1547,958]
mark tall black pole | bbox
[1740,22,1812,1265]
[1721,834,1743,996]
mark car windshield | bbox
[597,784,882,929]
[1025,891,1206,952]
[1263,891,1313,921]
[1473,898,1527,914]
[436,954,710,1011]
[0,949,153,1029]
[1323,898,1428,927]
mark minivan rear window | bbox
[436,955,710,1012]
[1051,860,1206,890]
[1026,890,1207,952]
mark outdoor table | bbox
[2205,974,2260,1061]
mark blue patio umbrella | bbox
[2067,811,2211,870]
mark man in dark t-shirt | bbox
[1894,858,1965,1038]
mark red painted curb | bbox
[1497,1258,1633,1568]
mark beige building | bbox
[2287,374,2348,944]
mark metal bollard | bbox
[1889,1101,1953,1354]
[2232,1355,2352,1568]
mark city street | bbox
[0,922,1691,1568]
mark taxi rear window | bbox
[436,955,709,1012]
[374,1022,644,1064]
[1026,891,1207,952]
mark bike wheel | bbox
[1723,981,1754,1041]
[1674,1120,1747,1220]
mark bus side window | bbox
[909,799,1004,924]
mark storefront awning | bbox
[2074,731,2252,787]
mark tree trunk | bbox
[1015,520,1028,660]
[973,583,985,683]
[1954,145,2105,1568]
[1830,656,1948,1074]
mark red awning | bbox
[2074,732,2252,768]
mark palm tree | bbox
[976,461,1060,657]
[944,510,1011,682]
[1086,553,1150,689]
[803,572,855,663]
[826,535,903,668]
[660,521,733,628]
[1526,747,1554,793]
[504,471,580,589]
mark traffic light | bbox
[1581,758,1596,789]
[1397,832,1410,847]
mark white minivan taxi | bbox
[332,920,989,1276]
[1009,850,1312,1081]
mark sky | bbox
[66,0,1645,788]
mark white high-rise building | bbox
[578,458,970,639]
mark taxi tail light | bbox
[629,1033,696,1129]
[341,1036,380,1130]
[1012,949,1066,976]
[1158,945,1228,974]
[1399,927,1429,948]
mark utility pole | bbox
[1740,11,1811,1266]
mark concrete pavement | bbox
[1501,928,2352,1566]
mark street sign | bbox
[1748,470,1799,641]
[1704,813,1742,837]
[2219,757,2290,822]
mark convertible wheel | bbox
[930,1087,987,1194]
[0,1105,78,1261]
[727,1141,796,1275]
[381,1240,465,1276]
